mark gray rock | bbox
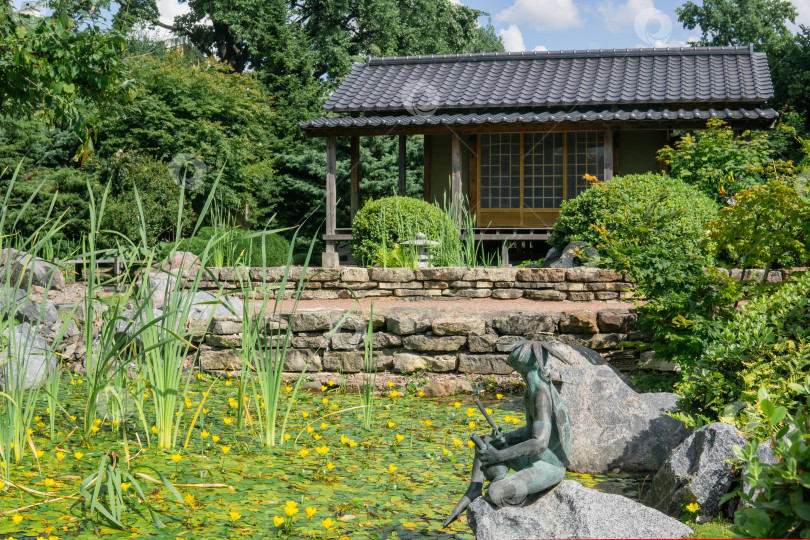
[457,354,513,375]
[393,353,456,373]
[1,323,56,390]
[645,422,746,517]
[1,248,65,291]
[431,314,486,336]
[0,289,78,345]
[542,241,600,269]
[420,378,474,397]
[289,309,345,332]
[385,309,435,335]
[176,292,244,320]
[402,335,466,352]
[467,480,693,540]
[491,311,561,335]
[543,342,692,473]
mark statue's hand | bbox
[491,428,506,446]
[477,444,503,465]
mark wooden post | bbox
[323,136,339,267]
[423,135,432,203]
[604,130,614,181]
[398,135,406,196]
[450,133,462,225]
[350,136,360,219]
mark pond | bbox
[0,373,659,539]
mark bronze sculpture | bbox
[444,340,572,527]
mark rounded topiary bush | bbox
[352,196,461,267]
[174,226,290,267]
[549,173,718,262]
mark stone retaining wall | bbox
[194,266,636,302]
[197,307,642,375]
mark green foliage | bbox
[709,179,810,271]
[549,172,718,260]
[172,227,290,267]
[100,152,195,250]
[658,118,775,203]
[95,54,281,229]
[0,2,129,150]
[351,196,461,267]
[678,272,810,425]
[731,384,810,539]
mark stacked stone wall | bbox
[195,267,636,302]
[197,307,642,375]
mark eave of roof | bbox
[299,108,778,136]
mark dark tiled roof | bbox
[301,108,778,131]
[323,47,774,112]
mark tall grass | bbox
[360,302,376,431]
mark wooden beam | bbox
[350,135,360,218]
[468,134,478,218]
[451,133,462,225]
[323,136,339,267]
[398,135,407,196]
[604,130,614,181]
[423,135,432,202]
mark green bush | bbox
[549,172,718,261]
[351,196,461,267]
[171,227,290,267]
[709,179,810,272]
[678,271,810,426]
[731,383,810,539]
[658,118,774,203]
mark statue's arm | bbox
[479,385,552,464]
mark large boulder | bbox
[467,480,693,540]
[0,248,65,291]
[644,423,751,517]
[543,341,692,473]
[1,322,56,390]
[0,288,79,345]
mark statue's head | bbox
[505,340,558,380]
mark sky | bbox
[13,0,810,52]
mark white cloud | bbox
[496,0,583,31]
[533,45,549,51]
[499,24,526,52]
[597,0,657,33]
[792,0,810,26]
[156,0,191,25]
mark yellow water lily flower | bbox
[55,452,66,462]
[201,431,209,439]
[313,434,322,440]
[496,394,503,400]
[228,511,241,521]
[73,452,83,460]
[326,462,335,470]
[212,435,220,443]
[442,448,452,456]
[43,478,56,488]
[306,426,314,434]
[387,421,395,428]
[322,517,335,529]
[321,385,327,392]
[453,438,462,447]
[284,501,299,517]
[171,454,181,464]
[331,403,338,410]
[454,401,461,409]
[305,507,317,518]
[284,433,291,441]
[223,417,233,425]
[340,436,349,445]
[315,446,329,456]
[396,434,405,443]
[184,493,195,505]
[12,514,23,525]
[273,516,284,527]
[468,421,476,429]
[302,411,309,418]
[686,502,700,513]
[387,381,394,388]
[221,446,231,455]
[418,390,425,397]
[424,419,433,428]
[467,440,475,449]
[121,482,131,491]
[321,422,328,429]
[299,449,310,458]
[387,464,398,474]
[348,440,358,448]
[151,426,158,434]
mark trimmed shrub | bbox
[172,227,290,267]
[549,173,718,262]
[678,271,810,426]
[352,196,461,267]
